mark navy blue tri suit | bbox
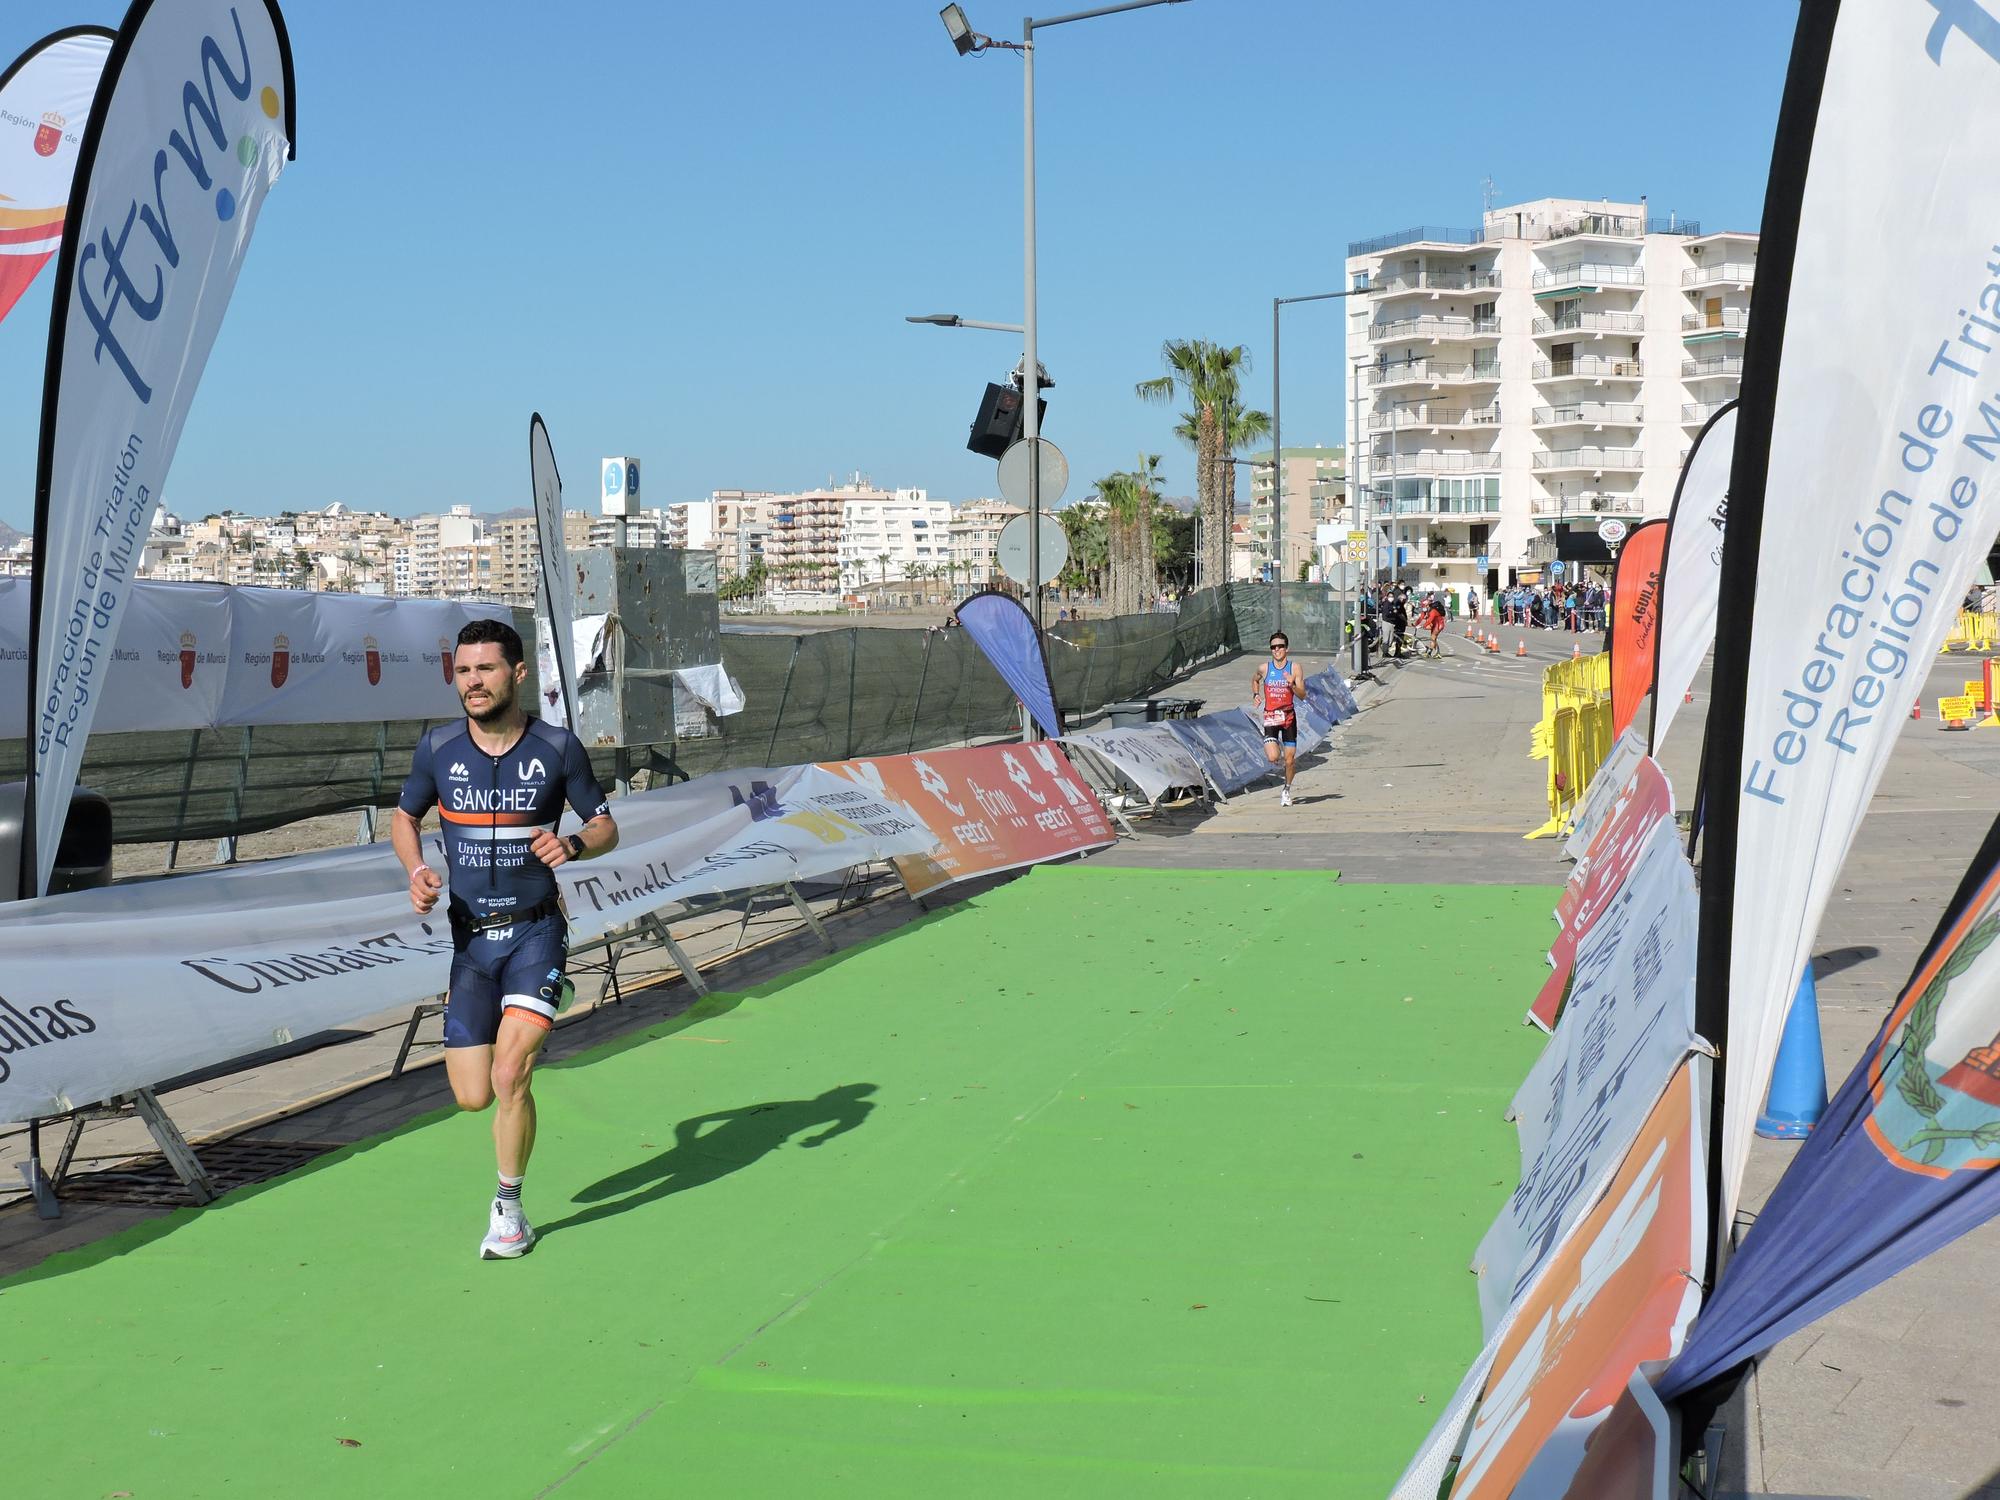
[398,718,609,1047]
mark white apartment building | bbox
[409,505,481,596]
[947,499,1022,591]
[1343,197,1754,592]
[709,492,777,580]
[1245,447,1345,581]
[838,488,950,592]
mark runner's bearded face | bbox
[455,644,522,725]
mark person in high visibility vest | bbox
[1254,630,1307,807]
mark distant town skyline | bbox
[0,1,1796,533]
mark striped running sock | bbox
[496,1173,523,1208]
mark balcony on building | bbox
[1681,308,1750,339]
[1530,492,1644,519]
[1368,266,1502,303]
[1531,311,1644,339]
[1369,313,1502,345]
[1368,402,1502,432]
[1682,261,1756,289]
[1681,354,1744,382]
[1532,356,1645,383]
[1681,399,1731,425]
[1530,261,1645,293]
[1533,447,1644,475]
[1533,401,1644,430]
[1372,450,1499,477]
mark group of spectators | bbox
[1493,581,1607,633]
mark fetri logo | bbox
[35,110,64,157]
[75,9,284,405]
[0,997,98,1086]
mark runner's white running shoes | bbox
[1280,787,1293,807]
[480,1198,536,1260]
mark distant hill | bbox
[0,520,23,548]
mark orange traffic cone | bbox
[1487,635,1500,654]
[1572,644,1581,661]
[1516,639,1528,657]
[1912,702,1922,719]
[1465,623,1475,639]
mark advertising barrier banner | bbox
[1534,758,1676,1031]
[1561,726,1646,861]
[0,26,112,325]
[1162,708,1271,795]
[828,742,1114,897]
[0,761,934,1123]
[1649,403,1735,754]
[1059,723,1207,804]
[1450,1060,1707,1500]
[1663,817,2000,1398]
[0,579,505,735]
[1702,0,2000,1234]
[1474,818,1700,1335]
[27,0,297,895]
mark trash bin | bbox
[0,783,114,902]
[1105,700,1152,729]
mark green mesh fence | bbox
[2,588,1258,847]
[1225,583,1360,654]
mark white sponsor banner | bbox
[1060,723,1206,803]
[0,762,934,1122]
[1473,818,1699,1336]
[1716,4,2000,1228]
[1649,404,1734,753]
[0,26,112,324]
[0,579,505,735]
[1561,726,1646,862]
[529,414,580,728]
[28,0,296,893]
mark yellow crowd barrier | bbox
[1941,610,1999,654]
[1528,652,1614,839]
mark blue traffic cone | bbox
[1756,968,1829,1139]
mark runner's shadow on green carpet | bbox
[536,1083,879,1242]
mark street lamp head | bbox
[940,4,979,54]
[905,313,963,327]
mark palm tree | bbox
[1137,340,1255,592]
[876,553,891,586]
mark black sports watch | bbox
[564,833,586,861]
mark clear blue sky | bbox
[0,0,1799,530]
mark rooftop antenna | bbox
[1481,176,1497,215]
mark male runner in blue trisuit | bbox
[392,619,618,1259]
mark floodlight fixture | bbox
[941,4,979,54]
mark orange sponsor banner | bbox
[1607,518,1669,739]
[824,743,1115,897]
[1447,1058,1706,1500]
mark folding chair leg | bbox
[128,1088,215,1205]
[393,1000,444,1079]
[17,1119,60,1220]
[784,882,836,953]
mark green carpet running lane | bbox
[0,867,1555,1498]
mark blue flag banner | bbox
[1661,817,2000,1399]
[954,590,1062,738]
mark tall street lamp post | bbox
[940,0,1190,635]
[1270,286,1373,639]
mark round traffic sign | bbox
[995,512,1069,586]
[997,438,1069,510]
[1597,517,1630,544]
